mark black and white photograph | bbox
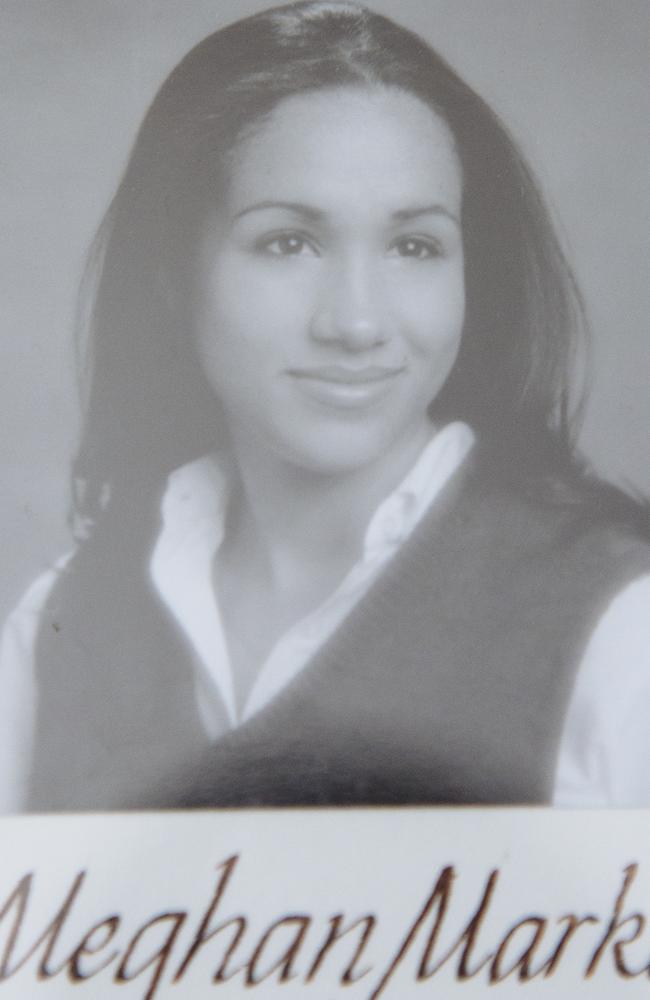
[1,0,649,815]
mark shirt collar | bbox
[155,420,475,566]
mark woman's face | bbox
[195,86,464,476]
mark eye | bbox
[257,232,319,257]
[389,236,443,260]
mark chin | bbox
[276,423,409,478]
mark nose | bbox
[309,255,389,351]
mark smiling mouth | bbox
[287,365,405,385]
[285,364,406,410]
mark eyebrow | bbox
[231,200,460,226]
[232,200,324,222]
[393,203,460,226]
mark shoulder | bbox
[575,572,650,703]
[0,552,75,691]
[556,573,650,806]
[0,555,74,814]
[440,456,650,647]
[1,553,75,667]
[465,453,650,565]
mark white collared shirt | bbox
[1,421,650,811]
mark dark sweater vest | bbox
[29,459,650,811]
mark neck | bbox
[224,423,434,588]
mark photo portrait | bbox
[1,0,649,814]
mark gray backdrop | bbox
[2,0,649,622]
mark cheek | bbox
[194,266,313,418]
[403,263,466,361]
[198,255,311,361]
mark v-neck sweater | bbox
[24,443,650,810]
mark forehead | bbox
[225,86,462,218]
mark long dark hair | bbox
[72,0,613,532]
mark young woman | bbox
[1,0,649,812]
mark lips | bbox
[287,365,405,384]
[286,364,405,409]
